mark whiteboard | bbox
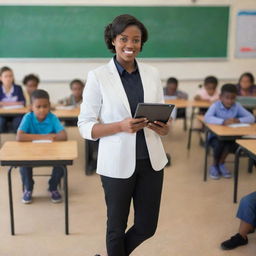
[236,11,256,58]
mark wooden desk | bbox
[0,140,77,235]
[187,101,212,149]
[164,99,189,108]
[0,107,28,115]
[201,119,256,182]
[52,108,80,121]
[234,140,256,203]
[165,99,189,130]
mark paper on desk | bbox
[2,105,24,109]
[32,140,52,143]
[227,123,250,128]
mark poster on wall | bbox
[236,11,256,58]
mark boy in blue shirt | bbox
[17,89,67,204]
[204,84,255,180]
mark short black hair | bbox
[204,76,218,86]
[31,89,50,103]
[104,14,148,53]
[238,72,255,85]
[167,77,178,85]
[221,83,238,95]
[0,66,12,76]
[23,74,40,85]
[69,79,85,89]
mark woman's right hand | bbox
[119,118,148,133]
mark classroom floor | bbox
[0,121,255,256]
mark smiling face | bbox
[112,25,142,67]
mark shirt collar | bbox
[2,85,14,96]
[219,100,236,110]
[32,112,51,124]
[113,56,138,76]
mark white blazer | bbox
[78,58,168,178]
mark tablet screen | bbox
[134,103,175,123]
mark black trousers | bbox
[101,159,164,256]
[208,135,238,161]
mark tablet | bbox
[134,103,175,123]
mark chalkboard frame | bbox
[0,5,230,59]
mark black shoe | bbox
[221,233,248,250]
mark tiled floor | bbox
[0,121,255,256]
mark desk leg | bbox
[248,158,254,173]
[187,107,195,150]
[8,166,15,235]
[62,165,69,235]
[234,147,242,203]
[203,129,209,182]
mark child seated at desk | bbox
[0,66,25,132]
[22,74,40,106]
[194,76,219,114]
[221,191,256,250]
[236,72,256,97]
[16,89,67,204]
[204,84,255,180]
[58,79,85,107]
[164,77,188,119]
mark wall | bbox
[0,0,256,102]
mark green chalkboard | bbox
[0,6,229,58]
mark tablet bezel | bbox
[134,103,175,123]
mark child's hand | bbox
[223,118,240,125]
[44,134,56,141]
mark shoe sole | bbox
[209,175,220,180]
[51,199,62,203]
[22,200,32,204]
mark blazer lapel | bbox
[107,59,131,116]
[138,61,151,103]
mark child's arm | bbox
[237,104,255,123]
[204,104,224,125]
[16,130,57,142]
[54,130,67,141]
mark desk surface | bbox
[52,108,80,118]
[0,141,78,161]
[0,107,79,119]
[164,99,212,109]
[236,139,256,155]
[203,122,256,137]
[0,107,28,115]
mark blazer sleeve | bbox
[78,71,102,141]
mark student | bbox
[221,191,256,250]
[236,72,256,97]
[58,79,85,107]
[194,75,219,101]
[164,77,187,120]
[22,74,40,106]
[16,89,67,204]
[204,84,255,179]
[0,66,25,132]
[164,77,188,100]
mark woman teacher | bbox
[78,14,170,256]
